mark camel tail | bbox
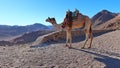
[89,25,93,48]
[90,26,92,33]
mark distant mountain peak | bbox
[33,23,43,25]
[0,23,54,39]
[92,9,118,28]
[101,9,111,14]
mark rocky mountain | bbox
[91,10,118,29]
[0,30,54,46]
[12,30,53,44]
[0,23,53,38]
[97,14,120,30]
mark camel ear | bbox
[53,18,55,21]
[48,17,50,19]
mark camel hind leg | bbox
[88,28,93,48]
[81,30,89,49]
[81,27,93,49]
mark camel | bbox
[45,12,93,49]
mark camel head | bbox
[46,17,65,29]
[46,17,56,25]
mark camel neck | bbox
[52,21,62,31]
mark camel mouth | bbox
[45,19,48,22]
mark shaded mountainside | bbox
[0,23,53,38]
[91,10,118,29]
[0,30,53,46]
[98,14,120,30]
[12,30,54,44]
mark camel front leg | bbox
[65,30,69,47]
[66,29,72,48]
[69,30,72,48]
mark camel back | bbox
[62,11,87,28]
[73,13,86,23]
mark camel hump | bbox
[62,9,82,28]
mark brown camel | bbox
[46,12,93,49]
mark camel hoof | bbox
[88,47,91,49]
[68,46,72,49]
[81,47,85,49]
[65,44,69,47]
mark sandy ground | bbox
[0,30,120,68]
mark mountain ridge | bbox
[0,23,53,38]
[91,10,118,29]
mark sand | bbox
[0,30,120,68]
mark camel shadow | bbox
[53,30,114,44]
[72,30,114,43]
[70,47,120,68]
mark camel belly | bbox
[72,22,85,29]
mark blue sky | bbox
[0,0,119,26]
